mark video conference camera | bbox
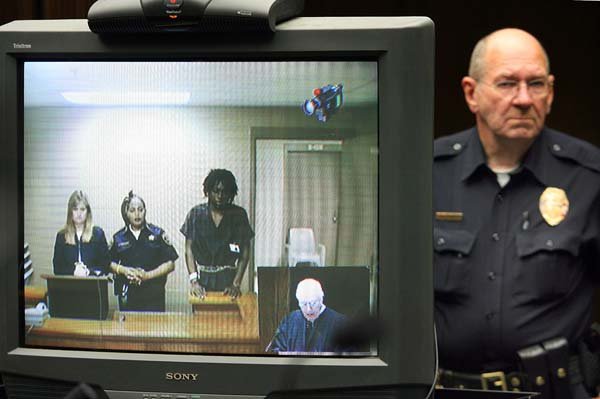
[302,84,344,123]
[87,0,305,33]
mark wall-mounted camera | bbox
[302,84,344,123]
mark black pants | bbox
[118,283,165,311]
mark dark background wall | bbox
[0,0,599,145]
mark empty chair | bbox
[286,227,326,267]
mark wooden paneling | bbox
[0,1,39,25]
[41,0,95,19]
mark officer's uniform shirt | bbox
[434,127,600,372]
[110,223,178,311]
[53,226,110,275]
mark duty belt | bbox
[437,354,582,399]
[195,262,236,273]
[437,368,529,391]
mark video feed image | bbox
[22,61,378,356]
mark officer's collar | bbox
[459,128,488,181]
[519,128,552,186]
[461,127,550,186]
[128,223,149,236]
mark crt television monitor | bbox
[0,17,434,399]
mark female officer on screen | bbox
[52,190,110,277]
[110,191,178,312]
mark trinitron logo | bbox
[165,372,199,381]
[13,43,32,49]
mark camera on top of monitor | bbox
[87,0,305,33]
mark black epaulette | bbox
[147,223,163,236]
[545,128,600,174]
[113,226,127,239]
[434,129,473,160]
[112,227,129,248]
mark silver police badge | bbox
[539,187,569,226]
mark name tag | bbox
[435,211,463,222]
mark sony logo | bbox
[165,372,199,381]
[13,43,32,49]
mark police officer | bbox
[181,169,254,299]
[434,28,600,398]
[110,191,178,312]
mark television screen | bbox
[22,59,378,356]
[0,17,434,399]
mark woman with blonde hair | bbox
[52,190,110,276]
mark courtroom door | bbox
[283,145,341,266]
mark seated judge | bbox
[110,191,178,311]
[267,278,348,353]
[53,190,110,277]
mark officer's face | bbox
[71,202,87,227]
[208,181,233,210]
[462,32,554,142]
[126,198,146,230]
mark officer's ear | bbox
[461,76,479,114]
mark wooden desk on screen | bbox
[24,286,47,307]
[25,293,260,354]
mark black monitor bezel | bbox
[0,17,434,396]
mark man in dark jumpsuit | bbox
[181,169,254,299]
[267,278,348,353]
[434,28,600,398]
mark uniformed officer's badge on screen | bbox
[539,187,569,226]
